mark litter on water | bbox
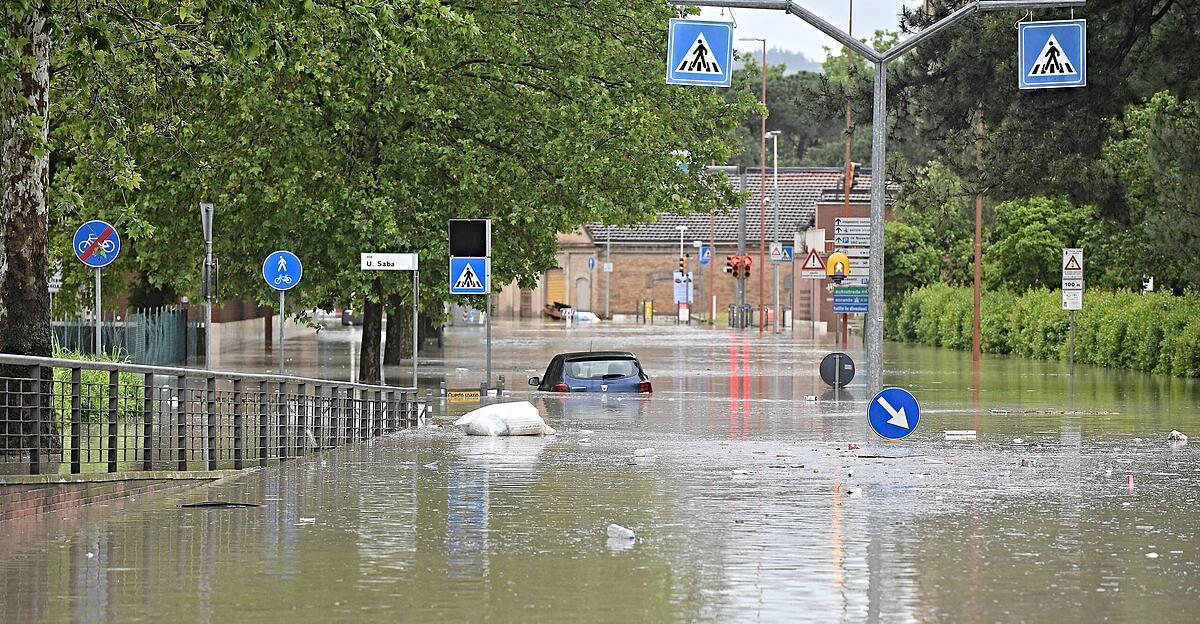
[634,448,656,457]
[1168,430,1188,444]
[944,430,977,440]
[607,524,636,540]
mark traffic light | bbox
[679,256,686,274]
[726,256,739,275]
[741,255,753,279]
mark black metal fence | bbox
[52,306,204,365]
[0,353,423,476]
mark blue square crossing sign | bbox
[1018,20,1086,90]
[449,257,489,295]
[666,19,733,88]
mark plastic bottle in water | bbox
[607,524,636,540]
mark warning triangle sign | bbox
[1064,255,1082,271]
[676,33,723,75]
[801,249,826,272]
[453,263,483,290]
[1028,34,1076,77]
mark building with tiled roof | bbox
[586,167,882,245]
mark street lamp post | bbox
[675,0,1087,393]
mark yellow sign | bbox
[826,252,851,278]
[447,389,481,404]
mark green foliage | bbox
[891,285,1200,377]
[883,221,940,301]
[50,346,143,425]
[892,162,976,285]
[984,197,1091,291]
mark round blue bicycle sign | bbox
[73,220,121,268]
[262,250,302,291]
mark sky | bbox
[699,1,920,62]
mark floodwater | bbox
[3,320,1200,623]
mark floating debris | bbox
[1019,458,1037,467]
[181,501,261,509]
[944,430,977,440]
[1168,430,1188,444]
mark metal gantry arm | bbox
[670,0,1086,393]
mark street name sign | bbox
[800,248,826,280]
[834,234,870,246]
[263,250,302,291]
[666,19,734,87]
[449,257,489,295]
[360,253,418,271]
[868,387,921,441]
[73,220,121,268]
[1019,20,1086,90]
[603,262,614,273]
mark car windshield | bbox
[564,358,638,380]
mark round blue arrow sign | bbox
[867,387,921,440]
[262,250,302,291]
[73,220,121,268]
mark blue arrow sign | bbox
[699,246,713,266]
[868,387,921,440]
[666,20,734,88]
[1018,20,1086,90]
[588,257,596,271]
[73,220,121,268]
[449,257,489,295]
[263,250,302,291]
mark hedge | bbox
[889,286,1200,377]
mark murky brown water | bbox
[3,320,1199,622]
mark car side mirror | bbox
[528,377,540,387]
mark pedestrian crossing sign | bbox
[666,19,734,88]
[1018,20,1086,90]
[449,257,489,295]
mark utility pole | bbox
[768,131,781,334]
[605,231,612,320]
[972,106,985,368]
[842,0,854,348]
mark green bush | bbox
[51,347,144,425]
[886,285,1199,377]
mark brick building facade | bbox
[493,167,892,330]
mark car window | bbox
[565,359,637,380]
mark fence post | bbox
[107,369,119,473]
[277,381,287,460]
[314,384,324,450]
[385,390,395,432]
[258,381,268,466]
[329,385,339,447]
[359,388,368,441]
[142,373,153,471]
[373,389,382,437]
[28,365,42,475]
[71,367,82,474]
[176,374,188,471]
[297,382,307,455]
[206,376,216,471]
[233,379,244,470]
[345,387,354,443]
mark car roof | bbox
[556,351,638,360]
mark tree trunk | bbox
[383,293,410,365]
[358,293,384,385]
[1,8,56,456]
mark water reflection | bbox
[3,323,1200,622]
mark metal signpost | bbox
[262,250,302,374]
[73,220,121,356]
[668,0,1088,393]
[361,252,421,388]
[666,19,734,87]
[200,203,215,367]
[868,387,921,440]
[1062,248,1084,368]
[449,219,492,387]
[1018,19,1086,89]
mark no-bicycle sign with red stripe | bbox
[73,220,121,268]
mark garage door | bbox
[545,268,565,306]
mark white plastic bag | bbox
[453,401,556,436]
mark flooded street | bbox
[3,320,1200,622]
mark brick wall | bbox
[0,476,214,523]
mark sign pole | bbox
[1069,310,1076,369]
[412,270,419,389]
[485,293,492,388]
[278,290,285,375]
[94,268,102,356]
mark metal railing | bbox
[0,353,423,476]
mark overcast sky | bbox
[699,1,920,61]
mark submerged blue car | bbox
[529,351,652,394]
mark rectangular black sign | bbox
[449,219,490,257]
